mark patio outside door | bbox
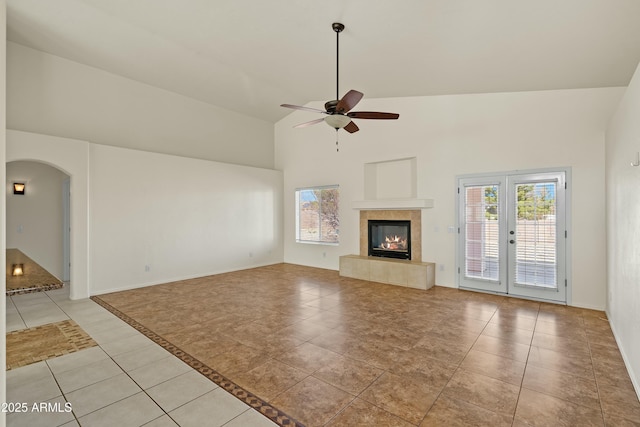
[458,170,567,303]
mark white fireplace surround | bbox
[352,198,434,210]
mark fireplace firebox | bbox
[368,220,411,260]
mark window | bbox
[295,186,339,244]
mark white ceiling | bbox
[7,0,640,123]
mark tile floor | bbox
[5,286,278,427]
[5,263,640,426]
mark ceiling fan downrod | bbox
[333,22,344,102]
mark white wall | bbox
[1,0,7,420]
[7,130,284,297]
[276,87,624,310]
[605,62,640,395]
[6,161,67,279]
[89,144,283,294]
[7,42,275,169]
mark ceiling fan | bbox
[281,22,399,134]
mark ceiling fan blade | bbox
[281,104,327,114]
[336,90,364,113]
[348,111,399,120]
[343,121,360,133]
[293,118,325,128]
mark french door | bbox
[457,171,567,303]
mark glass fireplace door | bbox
[368,220,411,260]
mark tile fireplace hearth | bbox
[340,209,435,290]
[339,255,435,290]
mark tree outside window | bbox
[296,186,339,244]
[516,183,556,220]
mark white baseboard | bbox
[89,262,282,296]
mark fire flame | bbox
[379,235,407,250]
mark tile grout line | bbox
[105,352,180,427]
[316,363,385,427]
[90,295,306,427]
[44,357,81,426]
[10,281,630,426]
[586,316,609,427]
[522,308,616,424]
[37,289,169,426]
[31,272,628,426]
[415,324,481,425]
[421,299,504,426]
[509,304,540,427]
[7,295,28,331]
[265,314,402,427]
[47,287,199,426]
[413,298,542,426]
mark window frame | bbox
[295,185,340,245]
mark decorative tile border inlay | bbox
[6,282,64,296]
[91,296,306,427]
[6,320,97,370]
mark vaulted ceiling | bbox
[7,0,640,123]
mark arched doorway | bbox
[6,161,70,290]
[6,130,90,300]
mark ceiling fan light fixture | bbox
[324,114,351,129]
[280,22,398,136]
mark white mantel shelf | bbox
[352,199,434,210]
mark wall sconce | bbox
[13,183,25,195]
[12,264,24,276]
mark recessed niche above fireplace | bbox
[352,157,434,210]
[368,220,411,260]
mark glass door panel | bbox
[508,173,566,302]
[458,177,507,293]
[458,171,566,303]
